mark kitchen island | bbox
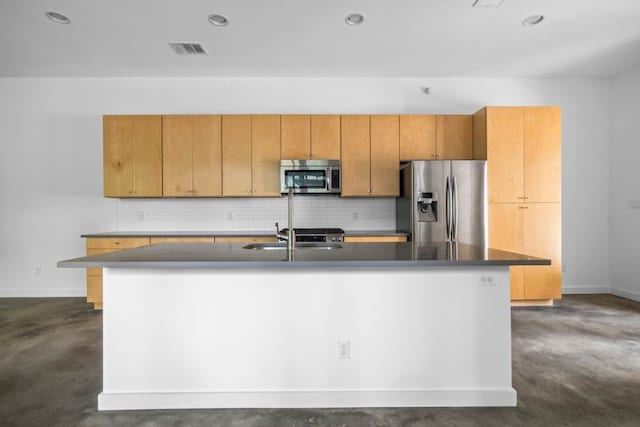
[58,242,549,410]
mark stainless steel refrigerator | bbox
[396,160,488,246]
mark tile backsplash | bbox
[116,197,396,231]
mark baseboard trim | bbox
[511,299,553,307]
[610,288,640,303]
[0,289,85,298]
[562,286,611,294]
[98,388,517,411]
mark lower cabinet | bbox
[85,237,151,310]
[150,237,215,244]
[214,236,278,243]
[344,235,408,243]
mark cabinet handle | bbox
[518,206,529,209]
[524,196,528,200]
[431,154,436,159]
[372,189,375,193]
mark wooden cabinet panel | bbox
[344,236,407,243]
[489,203,525,300]
[436,115,472,160]
[399,115,437,160]
[163,116,193,196]
[251,115,282,197]
[163,115,222,197]
[486,108,525,202]
[370,115,399,197]
[523,203,562,300]
[86,237,150,249]
[214,236,278,243]
[281,115,310,159]
[340,115,371,197]
[131,116,162,196]
[192,115,222,197]
[311,115,341,160]
[103,115,162,197]
[150,237,215,244]
[222,115,252,196]
[524,107,561,203]
[87,276,103,304]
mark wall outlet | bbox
[227,211,233,220]
[479,275,495,286]
[629,200,640,210]
[35,267,42,276]
[352,211,359,221]
[338,339,350,359]
[137,211,145,221]
[562,263,567,272]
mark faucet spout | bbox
[287,188,295,253]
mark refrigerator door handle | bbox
[445,176,451,241]
[452,176,458,241]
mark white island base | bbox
[99,266,515,410]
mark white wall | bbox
[610,66,640,302]
[0,77,610,296]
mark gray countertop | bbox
[58,242,550,268]
[81,230,408,238]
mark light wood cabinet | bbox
[163,115,222,197]
[281,115,310,159]
[214,236,278,243]
[399,115,437,160]
[222,115,253,196]
[477,107,561,203]
[85,237,151,309]
[399,115,471,161]
[341,115,400,197]
[341,115,371,197]
[251,115,282,197]
[103,115,162,197]
[370,115,400,196]
[149,237,215,244]
[478,106,562,302]
[436,115,473,159]
[311,115,341,159]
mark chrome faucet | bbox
[275,188,296,252]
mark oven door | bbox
[281,168,330,193]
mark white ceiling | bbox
[1,0,640,78]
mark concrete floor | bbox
[1,295,639,427]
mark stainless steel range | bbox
[278,227,344,243]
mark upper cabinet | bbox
[222,115,253,197]
[399,115,472,161]
[163,115,222,197]
[475,107,561,203]
[103,115,162,197]
[251,115,281,197]
[341,115,399,197]
[281,115,310,160]
[311,115,341,160]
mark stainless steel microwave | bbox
[280,160,341,194]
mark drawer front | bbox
[86,237,151,249]
[150,237,215,244]
[214,236,278,243]
[344,236,407,243]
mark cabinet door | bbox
[163,116,193,197]
[399,115,437,160]
[103,116,134,197]
[281,115,310,159]
[489,203,525,300]
[523,203,562,300]
[436,115,472,160]
[131,116,162,196]
[222,115,253,196]
[251,115,281,197]
[311,115,341,160]
[370,115,399,197]
[192,115,222,197]
[486,107,524,202]
[524,107,561,203]
[341,115,371,197]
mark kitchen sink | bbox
[243,242,343,250]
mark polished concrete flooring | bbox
[1,294,639,427]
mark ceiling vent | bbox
[168,43,207,55]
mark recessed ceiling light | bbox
[345,13,364,25]
[208,14,228,26]
[45,11,70,24]
[522,14,544,26]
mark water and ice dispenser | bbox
[416,192,437,222]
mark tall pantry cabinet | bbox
[473,106,562,302]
